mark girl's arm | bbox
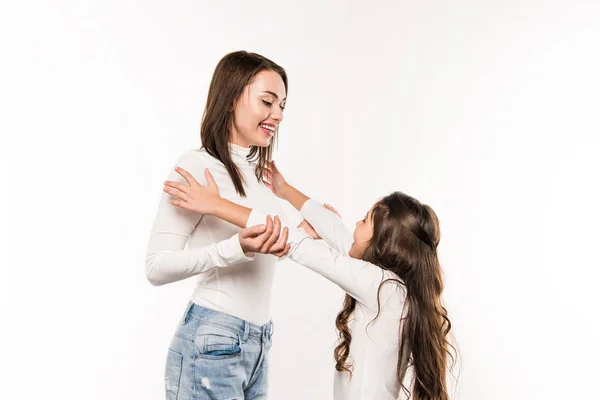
[246,206,385,310]
[286,235,385,310]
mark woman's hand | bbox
[262,160,290,199]
[241,216,290,257]
[163,167,221,215]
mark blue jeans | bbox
[165,302,274,400]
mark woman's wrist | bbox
[284,185,310,211]
[280,183,294,200]
[210,197,227,218]
[212,197,252,228]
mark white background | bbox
[2,1,599,399]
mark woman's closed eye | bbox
[263,99,285,111]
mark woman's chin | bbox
[257,140,272,147]
[249,136,272,148]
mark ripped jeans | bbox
[164,302,274,400]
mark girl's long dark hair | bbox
[334,191,456,399]
[200,50,287,196]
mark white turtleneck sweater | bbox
[145,143,292,325]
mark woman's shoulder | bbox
[175,148,221,168]
[166,149,222,183]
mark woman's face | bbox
[349,205,375,258]
[231,69,287,148]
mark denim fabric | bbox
[165,302,274,400]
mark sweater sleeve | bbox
[145,151,254,286]
[299,199,354,254]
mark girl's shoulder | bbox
[377,270,407,306]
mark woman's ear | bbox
[228,97,237,112]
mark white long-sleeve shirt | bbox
[145,143,292,325]
[247,200,407,400]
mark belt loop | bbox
[242,321,250,343]
[269,320,274,339]
[182,301,194,325]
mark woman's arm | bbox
[163,166,292,257]
[265,161,354,253]
[166,167,385,308]
[145,152,252,285]
[146,152,286,286]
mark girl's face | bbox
[231,69,287,148]
[349,205,375,258]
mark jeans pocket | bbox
[165,348,183,400]
[195,325,242,360]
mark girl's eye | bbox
[262,100,272,107]
[280,105,285,111]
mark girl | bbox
[146,51,295,400]
[164,161,456,399]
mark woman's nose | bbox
[271,107,284,123]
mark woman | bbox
[146,51,293,400]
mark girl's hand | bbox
[323,203,342,218]
[298,204,340,240]
[298,219,320,239]
[263,160,289,199]
[163,167,221,215]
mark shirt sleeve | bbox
[299,199,354,254]
[145,151,255,286]
[245,209,384,309]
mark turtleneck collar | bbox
[228,142,252,164]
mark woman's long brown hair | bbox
[200,50,287,196]
[334,191,456,399]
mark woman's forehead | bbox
[250,71,286,98]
